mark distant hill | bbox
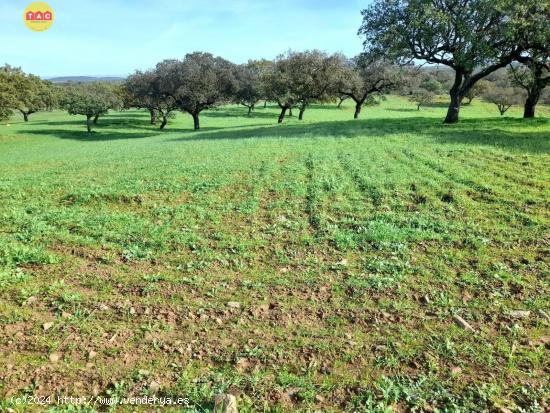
[46,76,125,84]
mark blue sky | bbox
[0,0,369,78]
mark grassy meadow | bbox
[0,96,549,412]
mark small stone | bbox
[49,353,61,363]
[315,394,325,403]
[61,311,72,319]
[450,366,462,375]
[509,310,531,319]
[24,296,38,305]
[42,322,54,331]
[88,350,97,360]
[235,358,250,373]
[537,309,550,322]
[453,315,476,333]
[338,259,348,266]
[149,380,161,393]
[227,301,241,309]
[215,317,223,325]
[420,295,430,304]
[98,303,109,311]
[214,394,238,413]
[129,307,136,315]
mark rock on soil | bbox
[227,301,241,309]
[453,315,476,333]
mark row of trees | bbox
[1,52,547,133]
[123,50,402,130]
[0,65,124,132]
[4,58,542,133]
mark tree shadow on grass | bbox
[31,115,150,127]
[23,122,274,141]
[431,117,550,153]
[169,116,550,154]
[28,117,199,133]
[30,119,91,126]
[23,128,161,141]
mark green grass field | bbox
[0,97,549,412]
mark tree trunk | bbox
[278,106,288,123]
[353,102,362,119]
[23,112,29,122]
[264,100,267,108]
[417,104,421,111]
[93,114,99,124]
[248,105,252,116]
[444,91,462,124]
[86,116,93,133]
[499,105,512,116]
[160,116,167,130]
[192,112,200,130]
[298,103,306,120]
[337,98,344,108]
[288,108,293,117]
[444,72,465,124]
[149,109,157,124]
[523,87,541,118]
[523,99,536,118]
[521,63,547,119]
